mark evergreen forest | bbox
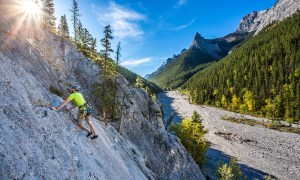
[181,12,300,124]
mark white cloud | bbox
[174,0,187,8]
[92,1,145,40]
[169,18,196,31]
[121,57,152,67]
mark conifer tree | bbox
[191,110,202,123]
[135,76,144,88]
[90,38,97,56]
[115,42,121,72]
[41,0,56,31]
[58,14,69,37]
[70,0,81,43]
[82,28,91,49]
[76,21,84,44]
[181,12,300,120]
[170,116,208,165]
[100,25,114,73]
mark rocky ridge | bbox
[237,0,300,34]
[148,0,300,84]
[0,2,204,179]
[190,32,247,59]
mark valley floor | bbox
[158,91,300,180]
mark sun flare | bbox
[2,0,43,38]
[21,0,41,17]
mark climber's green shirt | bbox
[68,92,86,107]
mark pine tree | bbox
[70,0,81,43]
[76,21,84,44]
[231,94,240,110]
[221,95,228,108]
[115,42,121,72]
[191,110,202,123]
[217,158,243,180]
[100,25,114,73]
[169,117,208,165]
[41,0,56,31]
[58,14,69,37]
[217,164,234,180]
[181,12,300,120]
[90,38,97,56]
[82,28,91,50]
[135,76,144,88]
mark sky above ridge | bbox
[53,0,277,77]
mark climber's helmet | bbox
[71,85,81,91]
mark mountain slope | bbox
[182,12,300,121]
[148,32,247,89]
[119,66,162,94]
[148,47,217,90]
[238,0,300,34]
[149,0,300,91]
[0,2,205,179]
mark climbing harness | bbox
[79,103,93,115]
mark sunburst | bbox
[21,0,41,17]
[0,0,43,54]
[2,0,42,36]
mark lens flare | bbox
[20,0,41,18]
[0,0,43,54]
[21,0,40,16]
[3,0,42,36]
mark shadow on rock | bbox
[202,147,274,180]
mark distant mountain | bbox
[148,0,300,90]
[237,0,300,34]
[190,32,248,59]
[181,11,300,122]
[147,32,248,89]
[148,49,187,79]
[118,66,162,94]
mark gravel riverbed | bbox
[158,91,300,180]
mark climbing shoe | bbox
[91,135,98,139]
[87,131,92,137]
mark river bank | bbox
[158,91,300,179]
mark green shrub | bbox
[169,111,208,165]
[217,158,243,180]
[217,164,234,180]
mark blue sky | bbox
[53,0,277,77]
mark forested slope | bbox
[149,48,217,90]
[182,12,300,123]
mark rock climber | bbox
[52,85,98,139]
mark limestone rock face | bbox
[237,0,300,34]
[0,2,205,179]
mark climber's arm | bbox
[52,99,71,111]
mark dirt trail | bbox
[158,91,300,180]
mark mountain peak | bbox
[194,32,203,40]
[193,32,204,44]
[191,32,205,50]
[236,0,300,34]
[190,32,240,59]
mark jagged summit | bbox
[147,30,247,88]
[237,0,300,34]
[237,11,260,32]
[148,0,299,90]
[193,32,203,42]
[190,32,246,59]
